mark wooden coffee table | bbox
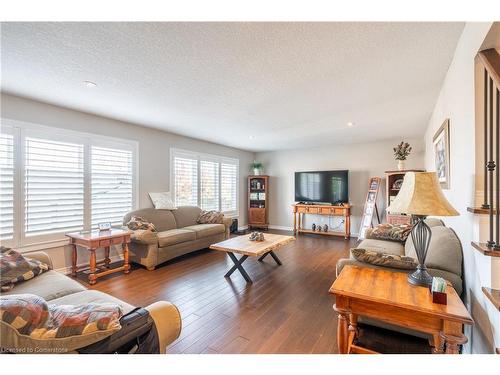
[66,228,132,285]
[329,265,474,354]
[210,233,295,283]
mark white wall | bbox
[256,138,425,234]
[423,22,498,354]
[1,93,255,270]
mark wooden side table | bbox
[66,228,132,285]
[329,266,474,354]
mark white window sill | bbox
[14,238,70,253]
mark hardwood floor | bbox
[91,230,354,353]
[91,230,431,353]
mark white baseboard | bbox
[268,224,294,231]
[237,225,248,231]
[56,255,123,275]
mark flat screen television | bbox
[294,170,349,204]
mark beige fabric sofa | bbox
[336,219,464,341]
[1,252,181,353]
[336,219,464,295]
[123,206,232,270]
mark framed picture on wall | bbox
[433,119,450,189]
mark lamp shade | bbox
[386,172,459,217]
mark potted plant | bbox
[251,161,263,175]
[393,141,412,171]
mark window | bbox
[0,133,14,241]
[91,146,133,226]
[0,120,137,248]
[171,149,239,216]
[25,137,85,237]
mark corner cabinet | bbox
[385,169,425,225]
[248,175,269,230]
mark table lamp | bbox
[386,172,459,286]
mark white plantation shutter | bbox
[24,137,84,236]
[200,160,219,211]
[221,162,238,215]
[172,149,238,215]
[91,146,133,226]
[174,156,198,206]
[0,133,14,240]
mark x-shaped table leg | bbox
[258,251,282,266]
[225,253,252,283]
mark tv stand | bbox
[292,203,351,239]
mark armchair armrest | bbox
[130,230,159,245]
[144,301,181,354]
[24,251,53,270]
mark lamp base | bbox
[407,268,433,287]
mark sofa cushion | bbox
[356,239,405,256]
[1,270,86,302]
[1,247,50,291]
[182,224,225,239]
[172,206,202,228]
[126,216,157,232]
[405,226,462,276]
[351,248,418,270]
[123,208,177,232]
[157,229,196,247]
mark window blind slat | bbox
[200,160,219,211]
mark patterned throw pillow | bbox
[126,216,157,232]
[197,210,224,224]
[351,248,418,270]
[0,294,123,352]
[365,223,413,243]
[1,247,50,291]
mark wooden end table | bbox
[66,228,132,285]
[329,265,474,354]
[210,233,295,283]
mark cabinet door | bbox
[249,208,266,224]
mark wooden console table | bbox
[292,203,350,239]
[66,228,132,285]
[329,266,473,354]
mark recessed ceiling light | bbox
[83,80,97,88]
[347,122,354,127]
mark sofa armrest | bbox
[222,217,233,239]
[130,230,159,245]
[144,301,182,354]
[24,251,53,270]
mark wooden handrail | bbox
[478,49,500,89]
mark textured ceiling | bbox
[1,22,464,152]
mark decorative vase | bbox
[253,168,261,176]
[312,223,316,231]
[397,160,406,171]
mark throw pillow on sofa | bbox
[351,248,418,270]
[1,247,49,292]
[365,223,413,243]
[0,294,123,353]
[148,192,177,210]
[197,210,224,224]
[126,216,157,232]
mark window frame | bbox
[0,118,139,251]
[170,148,239,218]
